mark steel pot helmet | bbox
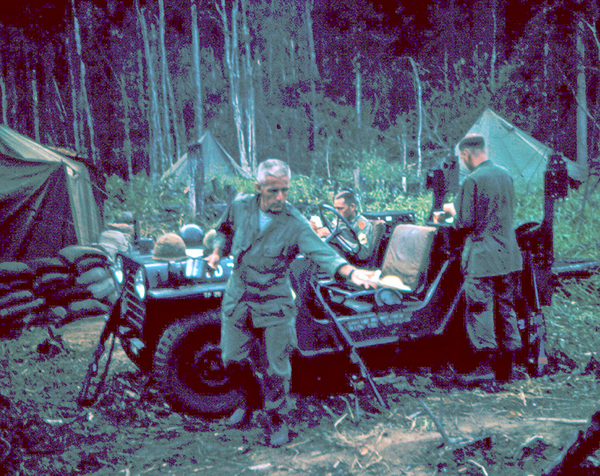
[179,224,204,249]
[152,233,188,261]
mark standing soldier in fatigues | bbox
[205,159,375,447]
[312,190,375,261]
[443,135,523,384]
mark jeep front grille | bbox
[122,272,145,332]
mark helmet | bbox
[152,233,188,261]
[179,224,204,249]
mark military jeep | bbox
[112,155,568,415]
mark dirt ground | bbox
[0,316,599,476]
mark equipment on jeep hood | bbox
[81,154,574,415]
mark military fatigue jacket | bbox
[337,214,375,261]
[453,160,522,278]
[214,194,348,327]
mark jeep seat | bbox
[379,224,437,293]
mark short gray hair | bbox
[256,158,291,185]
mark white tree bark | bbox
[576,20,588,176]
[119,74,134,185]
[138,1,164,179]
[242,0,256,172]
[355,54,362,130]
[71,0,98,164]
[32,66,41,142]
[190,0,203,143]
[217,0,250,172]
[490,0,497,90]
[305,0,319,148]
[408,57,423,179]
[65,35,81,153]
[158,0,174,163]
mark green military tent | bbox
[0,125,102,260]
[161,130,250,183]
[457,108,553,191]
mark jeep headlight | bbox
[134,267,147,300]
[113,255,124,284]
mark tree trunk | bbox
[576,20,588,178]
[242,0,256,172]
[0,61,6,125]
[138,1,163,180]
[158,0,174,164]
[305,0,319,152]
[490,0,497,90]
[65,35,81,153]
[53,77,68,145]
[31,66,40,143]
[355,54,361,130]
[217,0,250,173]
[408,58,423,181]
[71,0,98,164]
[190,0,203,143]
[119,74,134,186]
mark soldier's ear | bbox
[255,182,261,193]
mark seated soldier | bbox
[311,190,375,261]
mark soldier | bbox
[443,134,523,384]
[312,190,375,261]
[205,159,375,447]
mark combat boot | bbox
[266,411,289,447]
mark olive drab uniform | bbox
[453,160,523,352]
[338,214,374,261]
[214,194,348,413]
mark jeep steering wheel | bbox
[319,203,361,257]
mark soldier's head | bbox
[458,134,488,171]
[334,190,358,221]
[255,159,291,214]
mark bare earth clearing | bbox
[0,316,599,476]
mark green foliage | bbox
[104,172,191,238]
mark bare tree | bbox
[190,0,203,142]
[216,0,256,174]
[70,0,98,164]
[138,0,164,179]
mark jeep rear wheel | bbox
[153,312,244,415]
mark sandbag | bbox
[67,299,109,320]
[0,290,35,308]
[97,230,131,262]
[87,277,116,302]
[0,263,34,283]
[27,257,71,276]
[0,299,45,319]
[33,273,72,294]
[59,246,109,264]
[75,257,110,276]
[76,267,110,286]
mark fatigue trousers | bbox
[221,301,297,414]
[463,272,522,352]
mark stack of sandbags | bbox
[96,229,132,262]
[29,257,74,305]
[0,262,44,334]
[57,246,115,324]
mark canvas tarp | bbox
[0,125,102,260]
[161,130,250,183]
[456,108,553,192]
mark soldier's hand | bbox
[204,251,221,270]
[349,269,377,289]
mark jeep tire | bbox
[153,311,244,415]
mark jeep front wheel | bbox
[153,312,244,415]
